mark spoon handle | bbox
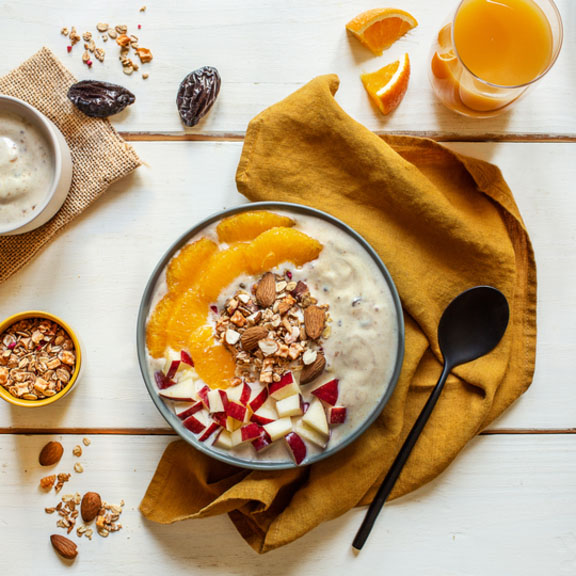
[352,362,452,551]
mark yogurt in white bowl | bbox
[137,203,404,470]
[0,95,72,235]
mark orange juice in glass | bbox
[429,0,563,117]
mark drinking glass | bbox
[428,0,563,117]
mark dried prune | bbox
[176,66,221,127]
[67,80,135,118]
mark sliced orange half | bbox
[346,8,418,56]
[361,53,411,116]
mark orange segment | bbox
[146,294,175,358]
[346,8,418,56]
[361,53,411,116]
[216,211,295,243]
[247,227,323,274]
[166,238,218,291]
[165,288,208,353]
[188,326,236,389]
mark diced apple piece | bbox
[285,432,307,465]
[269,371,301,401]
[241,422,262,442]
[252,433,273,452]
[198,422,220,442]
[230,429,245,447]
[154,370,176,390]
[175,401,203,420]
[226,416,243,432]
[214,429,233,450]
[211,411,227,427]
[218,389,229,409]
[276,394,303,418]
[263,417,292,442]
[239,381,252,405]
[182,414,206,434]
[207,389,225,413]
[226,401,247,422]
[302,398,329,437]
[329,406,347,424]
[251,398,278,425]
[311,379,339,406]
[249,387,269,412]
[295,421,328,448]
[158,379,197,401]
[180,349,194,367]
[197,385,210,408]
[226,385,244,404]
[166,359,180,380]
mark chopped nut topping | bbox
[72,445,82,457]
[82,437,91,446]
[74,462,84,474]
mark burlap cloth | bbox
[0,47,141,282]
[140,75,537,553]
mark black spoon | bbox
[352,286,510,551]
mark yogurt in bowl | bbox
[0,95,72,235]
[137,202,404,470]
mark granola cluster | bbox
[0,317,77,401]
[45,494,124,539]
[60,10,152,78]
[214,270,330,385]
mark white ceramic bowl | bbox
[0,95,73,235]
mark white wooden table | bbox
[1,1,575,574]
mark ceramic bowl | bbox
[0,311,82,407]
[137,202,405,470]
[0,95,73,235]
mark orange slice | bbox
[166,237,218,291]
[216,211,295,243]
[361,53,411,116]
[346,8,418,56]
[431,24,458,80]
[146,294,176,358]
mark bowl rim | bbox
[0,95,63,235]
[0,310,82,407]
[137,201,405,470]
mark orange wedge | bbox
[361,53,411,115]
[216,211,295,243]
[346,8,418,56]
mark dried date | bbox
[176,66,221,127]
[67,80,135,118]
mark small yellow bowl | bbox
[0,311,82,408]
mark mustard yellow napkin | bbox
[141,75,536,553]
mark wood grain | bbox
[0,433,574,575]
[0,0,573,139]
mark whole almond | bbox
[304,305,326,340]
[240,326,269,352]
[300,352,326,385]
[50,534,78,560]
[39,441,64,466]
[81,491,102,522]
[255,272,276,308]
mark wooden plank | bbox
[0,141,574,431]
[0,433,574,574]
[0,0,573,138]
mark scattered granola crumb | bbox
[55,473,71,493]
[72,445,82,457]
[40,475,56,490]
[142,73,149,80]
[82,437,91,446]
[140,5,147,12]
[73,462,84,474]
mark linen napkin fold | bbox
[0,47,141,283]
[141,75,537,553]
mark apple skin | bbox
[154,370,176,390]
[211,412,227,427]
[197,385,210,408]
[248,388,269,412]
[251,412,276,425]
[252,432,272,452]
[285,432,307,465]
[198,422,220,442]
[329,406,347,424]
[241,422,262,442]
[226,401,247,422]
[176,402,204,420]
[180,350,194,366]
[182,414,206,434]
[239,381,252,405]
[166,360,180,380]
[269,371,301,400]
[311,379,339,406]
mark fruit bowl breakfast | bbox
[137,202,404,469]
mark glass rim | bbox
[451,0,564,91]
